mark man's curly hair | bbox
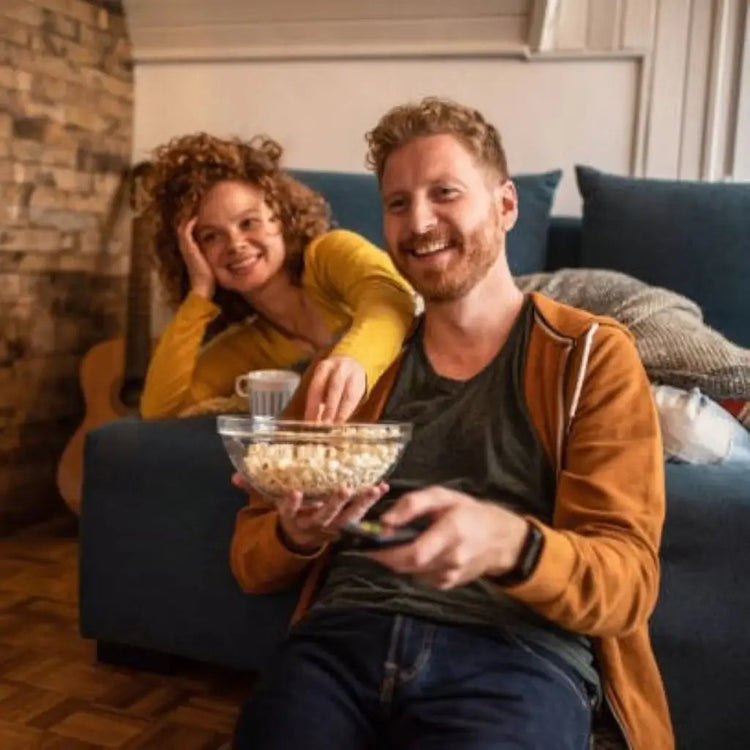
[145,133,331,324]
[365,97,509,184]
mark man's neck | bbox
[422,261,525,381]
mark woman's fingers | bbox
[175,215,215,298]
[177,217,199,253]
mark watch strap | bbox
[493,521,545,586]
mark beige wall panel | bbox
[621,0,656,48]
[130,17,529,60]
[587,0,623,50]
[679,0,713,179]
[705,0,745,179]
[732,4,750,180]
[124,0,532,59]
[643,0,691,177]
[554,0,590,49]
[125,0,530,26]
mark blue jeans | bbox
[233,608,593,749]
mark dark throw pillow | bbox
[575,165,750,347]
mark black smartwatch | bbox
[493,522,545,586]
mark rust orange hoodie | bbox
[230,292,674,750]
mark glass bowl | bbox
[217,415,412,502]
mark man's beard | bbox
[392,213,501,303]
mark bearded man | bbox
[229,97,673,750]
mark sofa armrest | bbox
[653,463,750,749]
[79,415,299,671]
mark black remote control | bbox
[339,517,429,551]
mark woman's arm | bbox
[140,292,277,418]
[140,292,221,418]
[305,230,415,393]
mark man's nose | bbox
[407,198,437,235]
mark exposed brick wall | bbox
[0,0,133,533]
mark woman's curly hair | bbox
[366,97,509,184]
[145,133,331,324]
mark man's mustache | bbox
[397,230,460,255]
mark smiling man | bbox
[230,98,674,750]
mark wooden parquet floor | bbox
[0,514,252,749]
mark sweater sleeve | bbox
[306,230,415,392]
[140,292,278,418]
[507,326,666,638]
[140,292,221,418]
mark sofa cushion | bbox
[575,165,750,347]
[291,169,561,276]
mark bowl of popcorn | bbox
[217,416,412,502]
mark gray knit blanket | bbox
[516,269,750,400]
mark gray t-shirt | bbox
[314,298,600,696]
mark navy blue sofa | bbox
[79,168,750,749]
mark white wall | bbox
[134,57,639,216]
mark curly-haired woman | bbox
[139,132,415,422]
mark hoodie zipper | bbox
[532,309,576,473]
[551,320,634,749]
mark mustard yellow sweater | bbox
[140,230,415,418]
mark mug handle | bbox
[235,374,250,398]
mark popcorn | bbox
[242,424,405,498]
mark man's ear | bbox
[494,179,518,232]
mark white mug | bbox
[234,369,301,417]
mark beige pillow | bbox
[517,269,750,400]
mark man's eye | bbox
[386,198,407,213]
[436,186,459,200]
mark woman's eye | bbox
[197,232,216,244]
[240,217,257,230]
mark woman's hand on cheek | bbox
[177,216,216,299]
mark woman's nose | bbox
[227,228,248,253]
